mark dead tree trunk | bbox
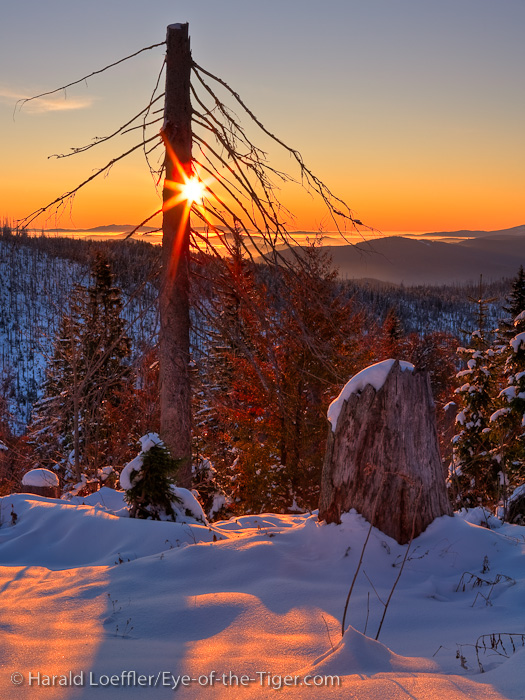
[159,23,193,487]
[319,360,452,544]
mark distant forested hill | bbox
[0,233,159,430]
[0,231,515,431]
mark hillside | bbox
[421,224,525,239]
[0,233,517,431]
[280,236,525,285]
[0,236,159,430]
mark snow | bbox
[119,454,143,490]
[499,386,517,401]
[209,493,227,518]
[490,408,510,422]
[119,433,164,490]
[170,486,207,524]
[1,494,524,699]
[328,359,415,432]
[509,483,525,503]
[513,310,525,325]
[21,468,59,488]
[510,332,525,353]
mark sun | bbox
[163,172,208,212]
[180,177,205,205]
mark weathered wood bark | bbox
[319,361,452,544]
[159,23,193,487]
[20,485,60,499]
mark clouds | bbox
[0,87,96,113]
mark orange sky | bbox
[1,1,524,235]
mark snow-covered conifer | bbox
[451,331,500,508]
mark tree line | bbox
[1,231,523,521]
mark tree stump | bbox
[319,360,452,544]
[21,468,60,499]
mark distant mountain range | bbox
[280,225,525,285]
[30,224,158,234]
[28,222,525,285]
[421,224,525,239]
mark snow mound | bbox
[328,359,415,431]
[0,492,218,568]
[68,485,130,514]
[170,486,207,524]
[303,625,438,677]
[21,468,59,488]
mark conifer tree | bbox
[82,252,131,468]
[488,309,525,498]
[30,252,131,482]
[380,307,405,358]
[124,438,181,520]
[499,266,525,341]
[30,285,86,478]
[485,267,525,508]
[451,286,501,508]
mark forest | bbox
[1,225,523,522]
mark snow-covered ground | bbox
[1,490,524,699]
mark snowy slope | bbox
[1,491,524,699]
[0,239,88,428]
[0,238,158,431]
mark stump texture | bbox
[319,360,452,544]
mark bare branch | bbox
[49,94,164,159]
[16,41,166,113]
[192,61,370,239]
[124,209,163,240]
[19,135,160,229]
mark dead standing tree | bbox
[18,23,370,487]
[160,25,192,484]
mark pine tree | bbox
[124,437,181,520]
[499,266,525,341]
[29,252,131,483]
[380,307,405,358]
[452,333,501,508]
[488,309,525,499]
[30,285,86,479]
[484,267,525,510]
[81,252,131,469]
[451,284,500,509]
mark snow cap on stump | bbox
[21,468,60,498]
[319,359,452,544]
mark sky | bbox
[1,0,524,235]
